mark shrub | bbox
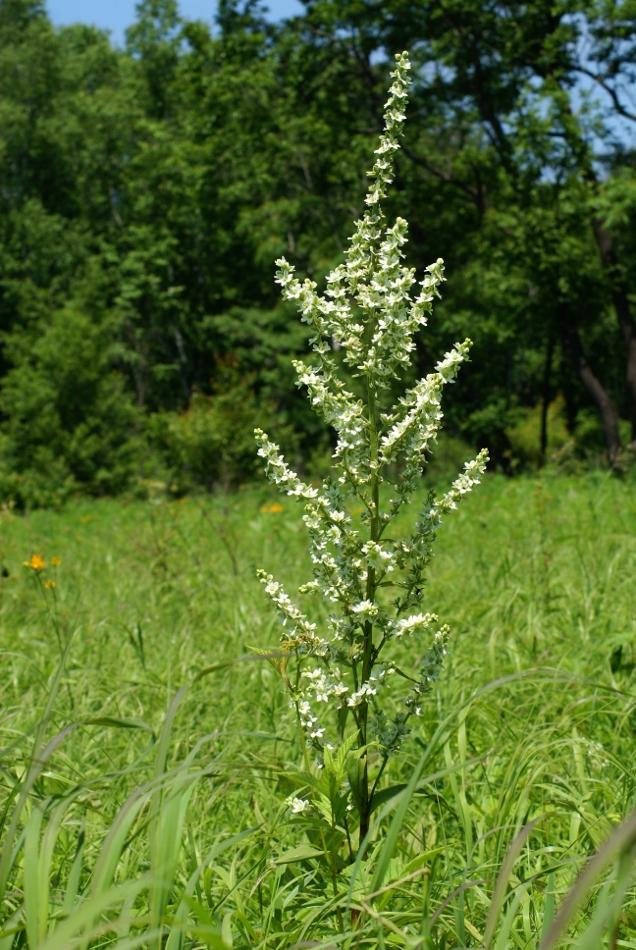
[152,361,297,494]
[0,308,140,507]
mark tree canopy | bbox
[0,0,634,504]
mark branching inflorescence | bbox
[255,51,488,843]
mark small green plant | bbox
[255,52,488,854]
[152,357,297,495]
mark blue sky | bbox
[46,0,305,46]
[44,0,635,150]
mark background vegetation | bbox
[0,0,635,505]
[2,3,636,945]
[1,472,636,946]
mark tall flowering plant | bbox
[255,52,488,848]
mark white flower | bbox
[348,667,389,708]
[287,797,309,814]
[351,600,379,620]
[362,541,396,573]
[389,612,437,639]
[304,668,348,704]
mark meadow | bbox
[1,470,636,948]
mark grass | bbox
[1,470,636,948]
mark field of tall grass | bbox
[1,470,636,948]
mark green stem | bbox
[296,698,343,930]
[369,753,390,810]
[330,810,344,933]
[359,370,380,847]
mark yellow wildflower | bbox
[23,554,45,571]
[261,503,284,513]
[44,579,56,590]
[51,556,61,567]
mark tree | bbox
[0,307,140,506]
[285,0,636,460]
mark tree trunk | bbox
[558,302,622,463]
[592,220,636,443]
[539,333,554,467]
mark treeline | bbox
[1,0,635,505]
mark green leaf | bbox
[274,845,324,865]
[540,871,555,944]
[347,759,363,814]
[221,911,233,949]
[370,783,407,814]
[484,817,542,949]
[402,848,443,877]
[370,751,429,895]
[313,794,334,824]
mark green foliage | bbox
[2,0,636,940]
[0,474,636,945]
[152,361,298,493]
[506,396,571,470]
[0,308,141,507]
[423,432,481,484]
[0,0,635,496]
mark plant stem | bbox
[298,699,344,930]
[369,753,390,810]
[359,371,380,847]
[330,809,345,933]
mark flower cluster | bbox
[23,554,61,589]
[257,571,327,656]
[255,53,488,815]
[286,796,310,814]
[348,665,392,709]
[404,625,451,715]
[369,709,411,757]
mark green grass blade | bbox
[484,817,542,949]
[370,750,429,895]
[540,804,636,950]
[61,814,86,915]
[0,724,78,904]
[165,827,259,950]
[23,802,44,950]
[540,871,555,944]
[149,777,197,950]
[37,877,153,950]
[492,881,530,950]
